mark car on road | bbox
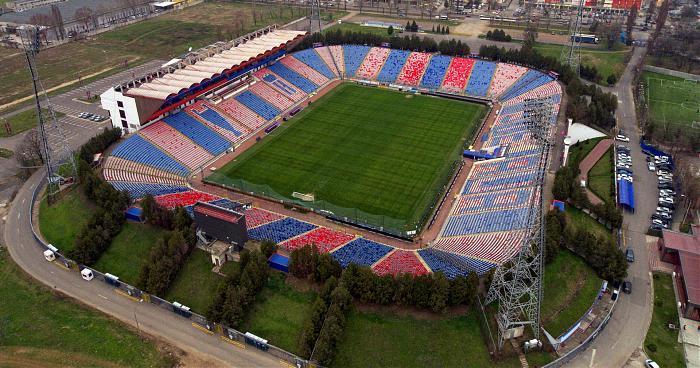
[648,162,655,171]
[660,189,676,196]
[653,213,673,221]
[615,134,630,142]
[625,247,635,262]
[657,206,673,213]
[650,223,664,231]
[611,288,620,301]
[622,281,632,294]
[644,359,660,368]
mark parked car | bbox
[651,219,669,229]
[650,224,664,231]
[644,359,660,368]
[657,206,673,214]
[622,281,632,294]
[653,212,672,221]
[658,202,675,210]
[660,189,676,196]
[647,162,656,171]
[615,134,630,142]
[625,248,634,262]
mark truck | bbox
[571,33,599,44]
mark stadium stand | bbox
[453,187,534,215]
[111,134,190,176]
[355,47,391,80]
[280,227,355,253]
[342,45,371,78]
[218,98,268,131]
[254,70,307,102]
[187,102,247,143]
[440,57,475,93]
[248,217,318,243]
[243,207,285,228]
[441,207,530,236]
[110,182,189,199]
[487,63,529,98]
[416,248,472,278]
[103,168,186,186]
[469,155,541,178]
[331,238,393,268]
[396,52,431,86]
[499,70,554,101]
[279,55,329,86]
[138,121,213,170]
[267,62,319,93]
[463,170,538,194]
[434,231,526,265]
[294,47,337,78]
[328,45,345,76]
[465,60,497,97]
[249,82,295,111]
[372,249,430,276]
[153,190,219,209]
[208,198,242,211]
[234,90,281,121]
[163,113,231,155]
[419,55,451,89]
[376,49,410,84]
[103,156,187,183]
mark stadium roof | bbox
[124,29,306,101]
[662,226,700,306]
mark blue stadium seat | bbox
[418,249,495,277]
[441,207,530,236]
[111,135,190,177]
[248,217,317,243]
[267,63,318,94]
[419,55,451,89]
[109,181,189,199]
[499,70,554,101]
[194,107,243,137]
[234,90,281,121]
[376,49,410,83]
[331,238,392,268]
[342,45,371,78]
[465,60,497,97]
[163,113,231,155]
[293,49,336,79]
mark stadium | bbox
[98,24,562,279]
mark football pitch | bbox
[643,71,700,127]
[210,83,486,231]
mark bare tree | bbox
[625,5,637,39]
[74,7,95,30]
[15,129,44,178]
[50,4,65,40]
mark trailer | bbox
[571,33,600,44]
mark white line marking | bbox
[17,212,20,220]
[589,348,596,368]
[98,294,109,300]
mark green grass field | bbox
[38,188,95,254]
[1,108,65,137]
[567,137,605,168]
[565,206,612,240]
[0,253,173,367]
[164,249,223,313]
[643,71,700,128]
[542,249,602,337]
[588,146,614,203]
[242,272,316,355]
[534,43,629,85]
[645,273,685,368]
[324,22,397,36]
[91,223,165,285]
[212,84,485,231]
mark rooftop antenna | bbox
[20,26,77,203]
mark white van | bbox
[43,249,56,262]
[81,268,94,281]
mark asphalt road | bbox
[569,46,655,368]
[3,172,282,367]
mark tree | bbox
[607,74,617,86]
[522,21,538,49]
[446,26,450,34]
[625,5,637,39]
[50,4,65,40]
[15,129,43,177]
[387,25,394,35]
[74,7,95,30]
[411,20,418,32]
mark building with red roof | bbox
[659,225,700,321]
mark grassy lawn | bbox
[38,188,95,254]
[0,253,173,367]
[242,272,316,355]
[644,273,685,368]
[567,137,605,168]
[0,2,328,109]
[211,83,485,231]
[0,108,65,137]
[91,223,165,286]
[0,147,13,158]
[164,249,222,313]
[565,206,612,240]
[534,43,629,85]
[542,249,602,337]
[324,22,396,36]
[642,71,700,129]
[587,146,614,203]
[333,309,547,368]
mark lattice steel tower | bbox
[485,97,553,350]
[561,0,586,74]
[308,0,322,33]
[21,27,77,202]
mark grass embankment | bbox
[212,83,485,230]
[644,272,685,368]
[91,222,165,285]
[38,188,95,254]
[0,253,174,367]
[324,22,396,36]
[567,137,605,168]
[1,108,65,137]
[534,43,629,85]
[588,147,614,203]
[164,249,223,313]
